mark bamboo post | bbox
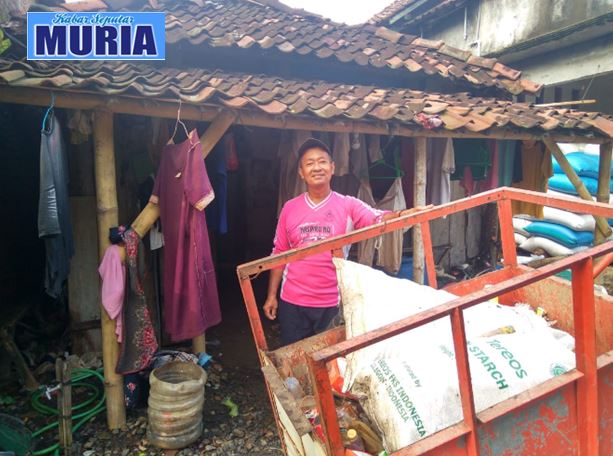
[93,109,126,430]
[128,110,236,353]
[543,138,612,239]
[595,142,612,244]
[413,137,427,284]
[55,358,72,456]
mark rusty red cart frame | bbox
[237,187,613,456]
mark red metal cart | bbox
[237,187,613,456]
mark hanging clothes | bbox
[512,140,553,218]
[38,113,74,298]
[497,140,519,187]
[357,178,407,274]
[426,138,455,205]
[332,132,350,176]
[98,245,126,343]
[451,139,491,196]
[116,229,158,374]
[205,134,229,234]
[150,129,222,342]
[400,138,415,207]
[277,130,311,215]
[367,135,383,162]
[478,140,499,193]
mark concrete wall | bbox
[424,0,613,57]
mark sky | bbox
[280,0,395,25]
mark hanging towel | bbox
[426,138,455,205]
[98,245,126,343]
[367,135,384,162]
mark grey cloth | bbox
[38,114,74,297]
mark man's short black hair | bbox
[296,138,332,162]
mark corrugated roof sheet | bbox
[6,0,542,96]
[1,59,611,138]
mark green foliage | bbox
[0,28,11,55]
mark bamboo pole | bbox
[543,138,612,239]
[129,110,236,353]
[55,358,72,456]
[93,110,126,430]
[413,137,427,284]
[595,142,612,245]
[0,86,608,144]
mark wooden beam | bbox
[595,142,612,244]
[0,86,608,144]
[542,138,612,239]
[413,137,426,284]
[93,110,126,430]
[129,110,236,353]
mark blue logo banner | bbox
[27,12,165,60]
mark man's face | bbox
[298,148,335,189]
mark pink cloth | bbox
[273,191,387,308]
[98,245,125,343]
[151,129,221,342]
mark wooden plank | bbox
[413,137,426,284]
[543,138,611,239]
[93,109,126,430]
[68,197,102,354]
[595,142,612,244]
[0,86,608,143]
[56,359,72,456]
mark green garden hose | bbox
[30,368,106,456]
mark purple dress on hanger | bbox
[150,129,221,342]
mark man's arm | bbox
[263,269,283,320]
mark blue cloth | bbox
[524,221,593,248]
[205,142,228,234]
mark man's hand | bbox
[263,296,278,320]
[382,205,433,221]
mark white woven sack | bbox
[335,259,576,453]
[519,236,573,256]
[543,206,595,231]
[512,217,531,236]
[514,233,527,245]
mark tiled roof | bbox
[1,59,611,138]
[7,0,542,96]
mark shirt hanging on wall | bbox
[357,178,407,274]
[150,129,222,342]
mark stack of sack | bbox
[514,150,611,257]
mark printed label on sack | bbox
[371,358,426,437]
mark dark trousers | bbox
[278,298,339,346]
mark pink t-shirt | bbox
[273,191,387,308]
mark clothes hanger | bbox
[41,92,55,133]
[169,98,190,143]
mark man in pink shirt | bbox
[264,138,425,345]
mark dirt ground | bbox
[2,277,283,456]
